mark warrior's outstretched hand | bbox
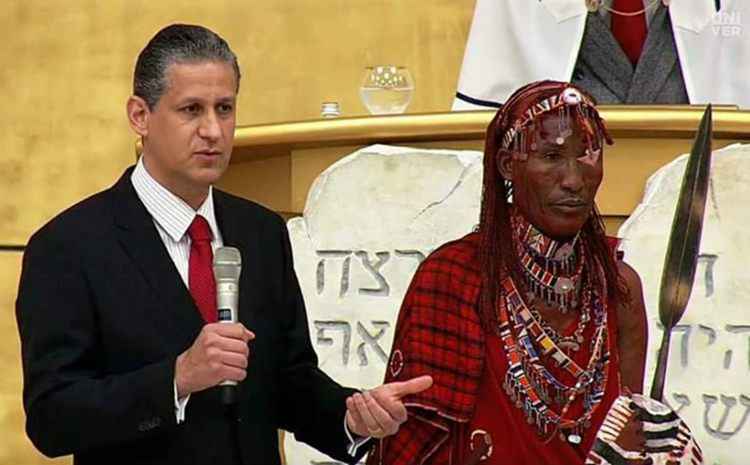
[345,375,433,438]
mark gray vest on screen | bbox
[572,4,689,104]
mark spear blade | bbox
[650,105,713,401]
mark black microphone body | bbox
[213,246,242,406]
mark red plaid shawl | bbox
[367,232,622,465]
[368,233,485,465]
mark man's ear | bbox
[496,148,514,181]
[127,96,150,137]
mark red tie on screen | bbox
[188,215,217,323]
[611,0,648,66]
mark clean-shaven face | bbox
[141,60,237,202]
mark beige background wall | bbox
[0,1,474,463]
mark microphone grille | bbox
[213,246,242,281]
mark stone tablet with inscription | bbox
[284,144,482,465]
[619,143,750,465]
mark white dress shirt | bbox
[131,158,224,284]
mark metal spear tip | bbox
[657,104,712,329]
[650,104,712,401]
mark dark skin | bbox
[498,113,649,455]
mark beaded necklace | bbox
[512,212,584,314]
[498,214,612,444]
[527,296,591,352]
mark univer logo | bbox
[712,10,742,37]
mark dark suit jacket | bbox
[16,168,363,465]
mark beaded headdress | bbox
[500,85,612,166]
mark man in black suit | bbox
[16,24,431,465]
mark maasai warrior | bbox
[367,81,649,465]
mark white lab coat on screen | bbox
[453,0,750,109]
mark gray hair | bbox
[133,24,241,109]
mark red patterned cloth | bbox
[368,233,485,465]
[368,233,623,465]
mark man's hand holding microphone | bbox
[175,247,249,401]
[173,246,434,440]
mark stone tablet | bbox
[285,144,482,465]
[619,143,750,465]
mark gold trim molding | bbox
[231,106,750,160]
[136,106,750,160]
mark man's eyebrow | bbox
[174,95,236,106]
[174,96,205,106]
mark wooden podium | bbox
[216,106,750,234]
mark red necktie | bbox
[188,215,217,323]
[611,0,648,66]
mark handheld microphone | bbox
[213,246,242,405]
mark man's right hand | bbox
[175,323,255,398]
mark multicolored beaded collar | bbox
[512,211,584,314]
[497,212,612,444]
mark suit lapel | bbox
[579,13,634,102]
[213,191,262,332]
[628,4,679,103]
[213,191,268,410]
[112,169,204,347]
